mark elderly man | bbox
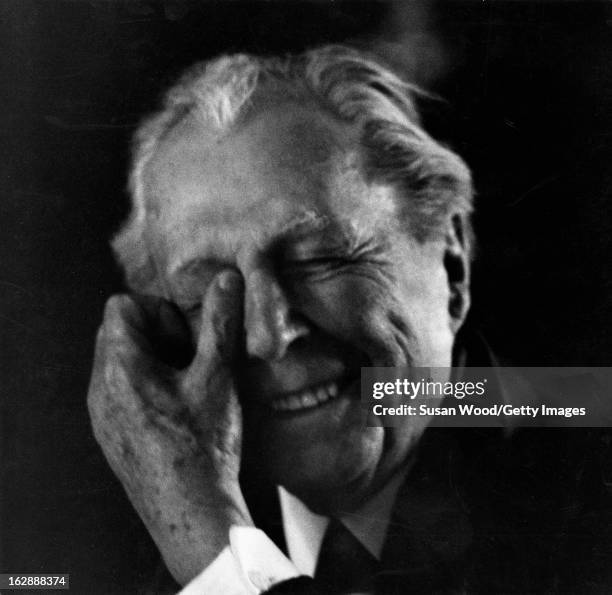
[88,46,611,594]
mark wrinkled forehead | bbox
[141,102,398,270]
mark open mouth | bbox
[268,374,358,413]
[242,340,369,417]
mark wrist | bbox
[158,492,253,585]
[201,477,254,524]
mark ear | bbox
[444,213,471,334]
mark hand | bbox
[87,270,252,585]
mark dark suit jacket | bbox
[263,424,612,594]
[261,335,612,594]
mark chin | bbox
[260,417,385,514]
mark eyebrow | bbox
[169,211,359,278]
[275,211,331,239]
[278,211,365,246]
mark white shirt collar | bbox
[278,471,407,577]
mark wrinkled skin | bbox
[87,100,470,584]
[87,272,252,584]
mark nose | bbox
[244,269,309,361]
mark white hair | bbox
[113,45,473,290]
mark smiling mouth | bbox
[267,375,358,413]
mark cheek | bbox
[397,264,454,366]
[291,275,389,341]
[290,264,453,367]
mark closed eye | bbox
[281,256,351,277]
[280,242,394,286]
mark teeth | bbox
[286,395,302,411]
[300,391,318,408]
[316,387,329,403]
[270,381,341,412]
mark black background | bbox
[1,1,611,593]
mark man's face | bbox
[143,101,460,513]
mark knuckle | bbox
[104,294,133,319]
[103,295,138,335]
[91,330,135,389]
[103,305,129,339]
[103,350,136,393]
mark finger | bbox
[93,295,180,415]
[87,318,146,450]
[100,294,158,366]
[182,270,244,394]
